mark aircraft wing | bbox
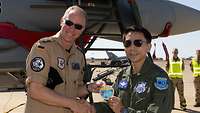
[137,0,200,37]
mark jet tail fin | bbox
[106,51,118,60]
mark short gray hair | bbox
[64,5,87,21]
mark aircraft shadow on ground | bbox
[173,108,200,113]
[186,109,200,113]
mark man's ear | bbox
[60,17,64,26]
[147,43,152,52]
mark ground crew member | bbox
[94,25,173,113]
[190,50,200,107]
[166,48,187,110]
[24,6,97,113]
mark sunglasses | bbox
[124,39,146,48]
[64,19,83,30]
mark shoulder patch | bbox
[31,57,45,72]
[41,39,52,43]
[39,37,55,43]
[154,77,168,90]
[37,45,45,49]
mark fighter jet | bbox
[106,51,128,66]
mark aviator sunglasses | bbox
[124,39,147,48]
[64,19,83,30]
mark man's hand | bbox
[108,96,124,113]
[87,82,104,93]
[70,99,96,113]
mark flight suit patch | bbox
[31,57,45,72]
[37,45,45,49]
[118,80,128,89]
[71,63,80,70]
[154,77,168,90]
[57,57,65,70]
[41,39,52,43]
[135,82,147,94]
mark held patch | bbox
[31,57,45,72]
[57,57,65,70]
[154,77,169,90]
[118,80,128,89]
[135,82,147,93]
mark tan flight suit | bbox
[166,58,186,108]
[25,36,85,113]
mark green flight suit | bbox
[94,57,173,113]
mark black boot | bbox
[180,103,187,110]
[194,103,200,107]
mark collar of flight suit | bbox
[128,57,154,77]
[56,36,77,55]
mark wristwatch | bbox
[86,83,91,93]
[121,108,128,113]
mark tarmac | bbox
[0,60,200,113]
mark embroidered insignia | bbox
[154,77,168,90]
[135,82,147,93]
[118,80,128,89]
[71,63,80,70]
[31,57,45,72]
[57,57,65,69]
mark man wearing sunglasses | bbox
[24,6,97,113]
[94,26,173,113]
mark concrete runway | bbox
[0,60,200,113]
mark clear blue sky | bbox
[86,0,200,59]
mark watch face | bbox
[121,108,128,113]
[99,85,114,100]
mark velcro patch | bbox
[31,57,45,72]
[154,77,168,90]
[71,63,80,70]
[118,80,128,89]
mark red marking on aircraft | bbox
[158,22,172,37]
[0,22,55,50]
[0,22,91,50]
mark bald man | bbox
[24,6,96,113]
